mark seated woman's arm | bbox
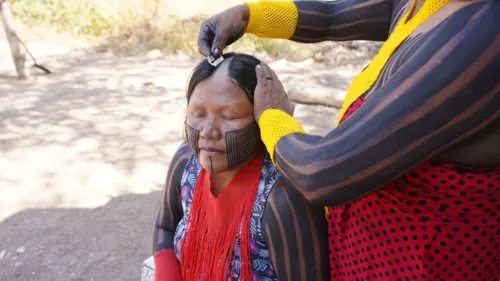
[262,177,329,281]
[152,143,191,281]
[246,0,394,42]
[259,1,499,206]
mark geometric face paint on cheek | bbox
[209,156,214,174]
[184,123,200,156]
[184,121,261,172]
[185,122,215,173]
[225,122,261,169]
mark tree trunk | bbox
[1,0,27,79]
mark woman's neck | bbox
[210,154,255,196]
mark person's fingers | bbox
[259,62,277,92]
[211,27,228,56]
[259,61,289,98]
[255,64,270,89]
[259,61,273,75]
[258,61,274,79]
[260,62,282,91]
[268,65,280,81]
[197,22,213,56]
[261,61,282,86]
[290,102,296,116]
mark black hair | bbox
[186,52,261,104]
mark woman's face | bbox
[185,71,259,174]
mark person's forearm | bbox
[153,224,176,253]
[245,0,393,42]
[262,178,329,281]
[292,0,393,42]
[151,143,191,281]
[259,1,499,206]
[152,143,190,253]
[245,1,298,39]
[153,224,182,281]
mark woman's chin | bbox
[200,157,228,174]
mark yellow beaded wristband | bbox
[245,0,298,39]
[258,108,305,163]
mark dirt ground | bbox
[0,28,359,280]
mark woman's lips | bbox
[200,147,223,157]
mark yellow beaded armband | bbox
[258,108,305,163]
[245,0,298,39]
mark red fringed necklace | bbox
[180,155,263,281]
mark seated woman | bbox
[152,53,328,281]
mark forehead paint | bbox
[184,122,261,171]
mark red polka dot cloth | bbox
[328,97,500,281]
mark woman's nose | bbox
[200,117,222,141]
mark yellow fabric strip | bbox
[245,0,298,39]
[337,0,451,125]
[258,109,305,163]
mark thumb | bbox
[255,64,267,87]
[212,29,228,56]
[290,102,296,116]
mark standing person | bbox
[152,53,328,281]
[0,0,27,79]
[198,0,500,280]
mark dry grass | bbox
[10,0,379,62]
[95,14,297,57]
[10,0,290,56]
[11,0,117,36]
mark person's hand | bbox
[198,4,250,57]
[254,62,294,121]
[289,102,296,116]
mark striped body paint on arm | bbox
[274,1,499,206]
[262,177,329,281]
[153,142,191,253]
[291,0,394,42]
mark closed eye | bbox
[222,115,240,120]
[188,110,205,118]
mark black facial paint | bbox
[185,123,200,156]
[184,121,261,170]
[209,156,214,174]
[225,122,260,168]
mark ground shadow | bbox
[0,192,161,281]
[0,52,195,219]
[0,51,349,281]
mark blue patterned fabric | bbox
[173,154,280,281]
